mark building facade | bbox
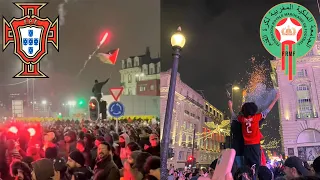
[161,70,225,168]
[270,33,320,161]
[136,79,160,96]
[119,47,160,96]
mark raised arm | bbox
[261,91,280,118]
[103,78,109,84]
[228,100,237,121]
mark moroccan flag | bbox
[97,48,119,65]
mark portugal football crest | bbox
[2,3,59,78]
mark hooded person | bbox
[119,133,130,164]
[10,160,32,180]
[83,134,94,150]
[64,131,77,154]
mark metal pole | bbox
[160,47,181,179]
[116,118,119,134]
[191,127,196,167]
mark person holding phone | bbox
[228,91,279,174]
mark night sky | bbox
[0,0,160,104]
[161,0,320,152]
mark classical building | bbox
[119,47,160,96]
[270,32,320,161]
[161,70,225,168]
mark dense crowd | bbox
[0,119,161,180]
[167,156,320,180]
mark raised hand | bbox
[228,100,233,109]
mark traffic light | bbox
[187,156,194,166]
[89,97,99,121]
[79,100,84,105]
[100,101,107,119]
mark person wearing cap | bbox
[284,156,311,179]
[66,151,93,180]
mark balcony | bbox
[296,112,318,119]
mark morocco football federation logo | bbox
[260,3,318,80]
[2,3,59,78]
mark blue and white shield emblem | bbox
[19,27,42,57]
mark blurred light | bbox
[42,100,47,105]
[68,101,76,106]
[27,128,36,136]
[8,126,18,134]
[58,112,62,116]
[171,27,186,48]
[89,102,96,109]
[233,86,240,90]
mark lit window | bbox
[296,84,313,119]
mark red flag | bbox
[97,48,119,65]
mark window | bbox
[127,58,132,68]
[297,129,320,143]
[205,117,208,122]
[134,57,139,66]
[157,63,161,73]
[150,85,155,90]
[122,60,125,69]
[205,105,208,111]
[150,67,154,74]
[297,69,307,78]
[140,86,146,91]
[142,64,148,75]
[210,107,212,112]
[128,74,132,83]
[296,84,313,119]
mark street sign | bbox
[108,101,125,118]
[109,87,124,101]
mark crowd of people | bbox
[166,91,320,180]
[167,156,320,180]
[0,119,161,180]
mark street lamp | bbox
[161,26,186,178]
[231,85,240,102]
[41,100,47,105]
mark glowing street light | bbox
[68,101,76,106]
[41,100,47,105]
[232,86,240,90]
[161,26,186,176]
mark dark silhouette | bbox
[92,78,109,102]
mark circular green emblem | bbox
[260,2,318,58]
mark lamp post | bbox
[160,27,186,179]
[231,85,240,102]
[229,85,239,148]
